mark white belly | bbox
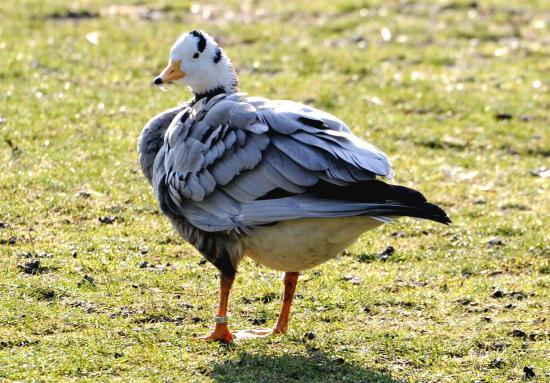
[244,217,383,272]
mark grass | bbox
[0,0,548,381]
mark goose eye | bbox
[193,53,199,59]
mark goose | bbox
[138,30,450,343]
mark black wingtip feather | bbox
[393,185,451,225]
[307,179,451,225]
[258,179,451,225]
[416,202,452,225]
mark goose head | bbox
[154,30,239,98]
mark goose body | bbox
[139,92,448,274]
[138,30,450,342]
[244,217,382,271]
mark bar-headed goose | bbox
[138,30,450,342]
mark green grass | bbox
[1,0,549,382]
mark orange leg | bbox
[203,273,235,343]
[273,272,299,334]
[200,271,299,342]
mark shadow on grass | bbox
[211,350,406,383]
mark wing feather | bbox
[151,93,396,232]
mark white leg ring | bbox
[214,314,229,324]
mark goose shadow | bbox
[210,349,406,383]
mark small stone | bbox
[489,358,505,368]
[510,291,527,300]
[78,274,95,287]
[510,329,527,338]
[491,342,507,351]
[98,215,116,224]
[528,333,540,341]
[491,289,505,298]
[75,189,92,199]
[19,251,33,258]
[523,366,535,379]
[18,260,41,275]
[377,245,395,260]
[506,146,520,155]
[495,113,512,121]
[341,275,362,285]
[391,231,406,237]
[487,238,505,247]
[357,253,375,263]
[139,261,151,268]
[260,292,278,303]
[139,247,148,255]
[457,298,473,306]
[249,317,268,326]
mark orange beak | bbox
[153,60,185,85]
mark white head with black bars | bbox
[153,30,238,99]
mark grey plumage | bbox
[138,104,188,183]
[141,31,453,342]
[139,92,449,275]
[142,93,389,225]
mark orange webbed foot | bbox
[198,327,284,342]
[197,323,233,343]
